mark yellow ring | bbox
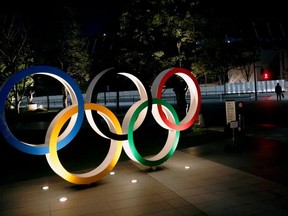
[45,103,123,185]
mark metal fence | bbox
[202,79,287,95]
[27,79,287,109]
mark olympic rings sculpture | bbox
[0,65,201,185]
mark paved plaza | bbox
[1,96,288,215]
[1,142,288,216]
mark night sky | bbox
[1,0,287,36]
[75,1,288,36]
[1,1,123,35]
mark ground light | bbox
[42,185,49,190]
[59,197,68,202]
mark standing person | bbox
[275,83,282,101]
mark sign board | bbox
[225,100,236,124]
[230,120,238,128]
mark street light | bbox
[253,62,258,101]
[253,64,263,101]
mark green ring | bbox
[127,98,180,166]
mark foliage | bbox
[33,6,91,91]
[0,10,35,113]
[0,6,93,111]
[55,7,91,107]
[117,0,205,83]
[31,6,92,108]
[194,36,260,84]
[116,0,262,88]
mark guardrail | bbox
[21,79,287,109]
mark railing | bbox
[24,79,287,109]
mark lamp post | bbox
[253,62,258,101]
[253,64,263,101]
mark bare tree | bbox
[0,11,35,113]
[241,64,254,82]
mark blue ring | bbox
[0,65,84,155]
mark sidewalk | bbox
[1,123,288,215]
[1,145,288,216]
[1,100,288,215]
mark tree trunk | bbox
[46,95,50,110]
[62,87,68,108]
[173,82,187,119]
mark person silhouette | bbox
[275,83,282,101]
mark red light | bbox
[264,72,269,79]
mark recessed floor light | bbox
[131,179,137,183]
[42,186,50,190]
[185,166,190,169]
[59,197,68,202]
